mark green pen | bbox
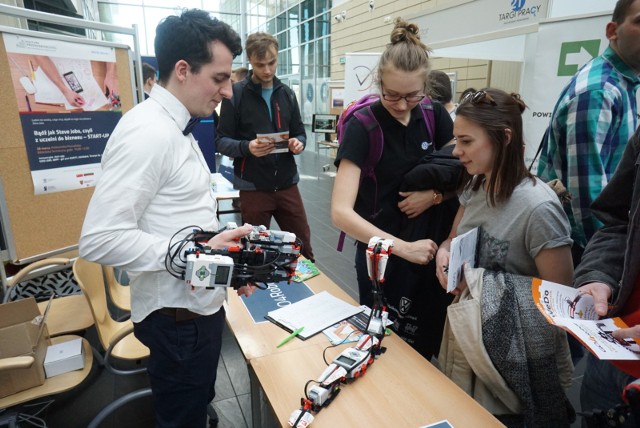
[276,326,304,348]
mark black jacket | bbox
[216,73,306,191]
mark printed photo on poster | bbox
[4,33,122,195]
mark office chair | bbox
[0,334,94,428]
[4,258,94,337]
[72,258,151,428]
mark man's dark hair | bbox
[613,0,637,24]
[142,62,156,82]
[428,70,453,104]
[154,9,242,84]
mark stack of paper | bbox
[266,291,363,340]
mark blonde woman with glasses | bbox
[331,18,461,361]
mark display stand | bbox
[0,4,143,293]
[311,114,339,172]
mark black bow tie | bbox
[182,117,201,136]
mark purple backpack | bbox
[335,94,436,251]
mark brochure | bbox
[532,278,640,360]
[256,131,290,154]
[293,259,320,282]
[322,305,392,345]
[447,227,479,292]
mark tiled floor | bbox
[8,149,585,427]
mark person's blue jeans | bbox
[134,308,225,428]
[580,353,637,427]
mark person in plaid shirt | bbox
[537,0,640,267]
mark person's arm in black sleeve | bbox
[574,133,639,307]
[216,98,251,157]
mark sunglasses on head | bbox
[461,90,497,107]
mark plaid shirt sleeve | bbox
[552,89,620,246]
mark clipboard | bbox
[265,291,363,340]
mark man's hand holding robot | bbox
[166,223,301,292]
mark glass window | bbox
[301,42,314,78]
[277,32,289,50]
[276,12,287,33]
[278,49,290,76]
[317,37,329,75]
[300,0,313,20]
[267,18,276,34]
[288,24,299,48]
[144,7,180,53]
[265,0,277,17]
[315,0,328,15]
[143,0,202,7]
[301,19,314,41]
[98,3,147,54]
[315,12,330,37]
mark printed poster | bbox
[4,33,122,194]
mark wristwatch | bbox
[432,190,443,205]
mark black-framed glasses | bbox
[461,90,497,106]
[381,84,426,103]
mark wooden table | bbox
[224,272,504,427]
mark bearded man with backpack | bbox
[331,18,462,360]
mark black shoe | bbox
[207,403,219,427]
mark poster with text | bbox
[4,33,122,194]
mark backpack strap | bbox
[418,97,436,142]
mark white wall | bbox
[548,0,617,19]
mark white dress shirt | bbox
[80,84,222,322]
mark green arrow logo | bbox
[557,40,601,76]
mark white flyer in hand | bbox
[532,279,640,360]
[446,227,478,292]
[257,131,290,154]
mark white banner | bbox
[343,52,381,107]
[414,0,549,46]
[520,14,610,165]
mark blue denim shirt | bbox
[574,128,640,316]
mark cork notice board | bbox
[0,31,134,263]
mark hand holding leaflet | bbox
[257,131,290,154]
[446,227,479,292]
[533,279,640,360]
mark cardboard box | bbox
[0,297,50,398]
[44,338,84,378]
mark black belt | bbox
[157,307,202,322]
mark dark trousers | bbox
[240,184,314,261]
[134,308,225,428]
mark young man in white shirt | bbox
[80,9,254,427]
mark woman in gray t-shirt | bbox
[434,88,575,427]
